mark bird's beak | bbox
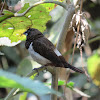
[23,32,28,36]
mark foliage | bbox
[0,70,61,96]
[0,3,51,45]
[0,0,100,100]
[88,51,100,87]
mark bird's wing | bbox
[32,37,63,67]
[32,37,84,73]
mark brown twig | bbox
[71,0,83,65]
[0,0,5,15]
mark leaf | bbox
[6,16,32,42]
[0,21,14,37]
[17,3,51,32]
[46,80,74,88]
[19,92,27,100]
[0,21,21,46]
[58,80,65,86]
[0,3,51,45]
[0,16,31,44]
[17,56,40,76]
[87,52,100,87]
[21,0,64,12]
[0,70,61,96]
[66,82,74,89]
[0,10,14,22]
[46,80,90,97]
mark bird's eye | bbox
[25,32,28,36]
[23,32,28,36]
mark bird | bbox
[23,28,84,73]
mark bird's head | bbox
[23,28,42,38]
[23,28,35,36]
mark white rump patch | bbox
[54,49,61,56]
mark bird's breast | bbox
[28,43,51,65]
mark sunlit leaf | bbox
[19,92,27,100]
[66,81,74,89]
[21,0,64,12]
[0,3,51,45]
[0,10,14,22]
[87,52,100,87]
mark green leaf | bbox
[66,82,74,89]
[19,92,27,100]
[58,80,65,86]
[46,80,74,89]
[22,3,51,32]
[87,52,100,87]
[0,21,13,37]
[6,16,32,42]
[17,57,40,76]
[0,3,51,45]
[0,70,61,96]
[22,0,64,12]
[0,10,14,22]
[0,16,31,45]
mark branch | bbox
[88,36,100,44]
[0,0,5,15]
[15,1,67,17]
[57,4,75,51]
[51,4,75,100]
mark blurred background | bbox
[0,0,100,100]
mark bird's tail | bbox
[59,56,84,73]
[65,63,84,73]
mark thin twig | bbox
[71,0,83,65]
[63,36,100,56]
[80,47,90,81]
[15,0,67,16]
[88,36,100,44]
[0,0,5,15]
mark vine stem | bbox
[0,0,5,15]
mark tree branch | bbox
[57,4,75,51]
[51,4,75,100]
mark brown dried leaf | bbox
[71,11,90,48]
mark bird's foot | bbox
[42,67,47,73]
[32,68,39,77]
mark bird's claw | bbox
[42,67,47,73]
[32,68,39,77]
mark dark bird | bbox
[23,28,84,73]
